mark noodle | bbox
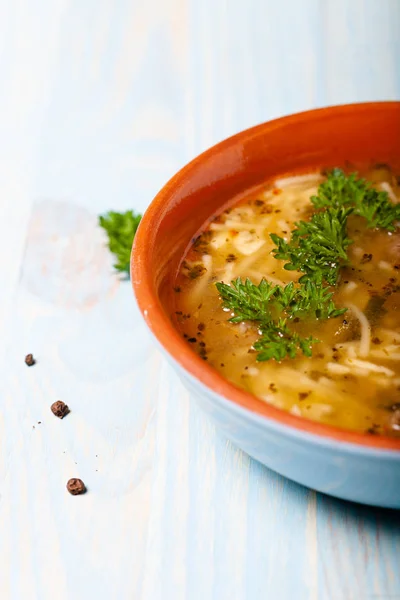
[347,303,371,358]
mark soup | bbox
[172,165,400,437]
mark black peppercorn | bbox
[66,478,86,496]
[25,354,35,366]
[51,400,70,419]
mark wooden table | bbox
[1,1,399,598]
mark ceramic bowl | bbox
[132,102,400,508]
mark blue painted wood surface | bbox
[0,1,399,598]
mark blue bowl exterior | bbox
[167,356,400,509]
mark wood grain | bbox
[0,1,399,598]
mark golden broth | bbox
[172,166,400,436]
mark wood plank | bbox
[0,1,399,598]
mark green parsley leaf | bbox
[254,319,317,362]
[311,168,400,231]
[216,278,345,322]
[215,277,277,323]
[99,210,142,275]
[282,280,347,320]
[271,206,353,285]
[216,277,345,362]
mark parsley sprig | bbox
[216,278,345,323]
[271,169,400,285]
[311,168,400,231]
[99,210,142,275]
[216,277,344,362]
[271,206,353,285]
[253,320,316,362]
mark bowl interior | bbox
[132,102,400,450]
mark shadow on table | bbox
[316,489,400,528]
